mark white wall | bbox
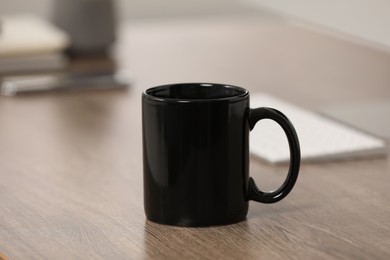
[3,0,389,49]
[0,0,257,20]
[245,0,390,49]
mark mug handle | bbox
[247,107,301,203]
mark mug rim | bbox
[143,83,249,103]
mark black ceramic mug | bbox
[142,83,300,227]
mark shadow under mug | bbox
[142,83,300,227]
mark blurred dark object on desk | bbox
[67,54,118,75]
[52,0,116,56]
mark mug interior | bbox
[145,83,248,100]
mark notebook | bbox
[0,15,69,57]
[0,15,69,74]
[250,93,387,164]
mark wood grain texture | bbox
[1,17,390,259]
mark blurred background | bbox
[1,0,390,108]
[1,0,390,105]
[0,0,257,20]
[1,0,390,51]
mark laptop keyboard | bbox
[250,93,387,164]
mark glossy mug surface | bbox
[142,83,300,227]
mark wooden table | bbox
[1,16,390,259]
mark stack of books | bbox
[0,15,70,75]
